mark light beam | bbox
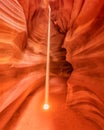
[43,5,51,110]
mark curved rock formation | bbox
[0,0,104,130]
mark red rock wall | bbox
[63,1,104,129]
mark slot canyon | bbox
[0,0,104,130]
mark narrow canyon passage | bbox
[1,77,99,130]
[0,0,104,130]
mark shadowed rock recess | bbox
[0,0,104,130]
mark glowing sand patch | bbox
[43,104,50,110]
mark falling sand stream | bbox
[43,5,51,110]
